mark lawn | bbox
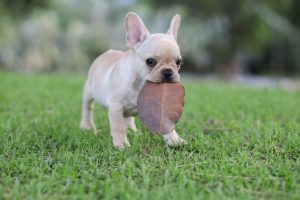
[0,71,299,199]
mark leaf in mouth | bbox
[137,81,185,135]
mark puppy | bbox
[80,12,186,149]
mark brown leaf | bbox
[137,81,185,135]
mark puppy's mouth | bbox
[146,76,179,83]
[162,76,176,83]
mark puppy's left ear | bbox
[125,12,150,49]
[167,14,181,40]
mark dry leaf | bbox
[137,81,185,135]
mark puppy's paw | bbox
[113,136,130,150]
[128,126,138,133]
[80,121,91,130]
[128,127,138,134]
[80,120,96,131]
[163,132,187,146]
[164,137,187,146]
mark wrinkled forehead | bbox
[137,34,181,59]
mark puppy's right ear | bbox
[167,14,181,40]
[125,12,150,49]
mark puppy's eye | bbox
[176,59,182,66]
[146,58,157,68]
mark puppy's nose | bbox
[162,69,173,78]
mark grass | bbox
[0,71,299,200]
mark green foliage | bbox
[0,71,299,199]
[0,0,49,18]
[1,0,299,75]
[0,0,110,72]
[146,0,300,74]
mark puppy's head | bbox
[125,12,182,83]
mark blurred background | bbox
[0,0,300,80]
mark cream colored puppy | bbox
[80,12,186,149]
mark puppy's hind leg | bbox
[126,117,138,133]
[80,82,96,131]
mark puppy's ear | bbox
[167,14,181,40]
[125,12,150,49]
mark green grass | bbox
[0,71,299,200]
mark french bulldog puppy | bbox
[80,12,186,149]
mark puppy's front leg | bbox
[163,130,186,146]
[108,103,130,149]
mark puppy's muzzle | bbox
[161,69,174,82]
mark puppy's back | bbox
[88,50,124,78]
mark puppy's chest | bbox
[122,78,144,117]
